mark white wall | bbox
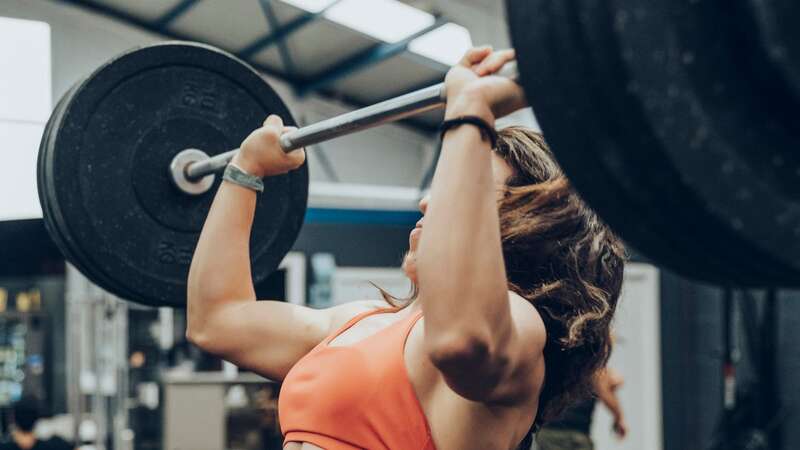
[592,263,663,450]
[0,0,434,203]
[297,96,434,186]
[330,266,411,306]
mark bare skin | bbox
[594,367,628,439]
[187,47,546,450]
[10,430,37,450]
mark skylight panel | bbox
[409,22,473,67]
[324,0,436,43]
[281,0,339,14]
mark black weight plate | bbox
[39,82,98,279]
[609,0,800,285]
[505,0,744,285]
[562,0,776,285]
[44,43,307,306]
[582,2,752,284]
[40,80,140,300]
[507,0,800,287]
[42,42,308,306]
[747,0,800,98]
[544,1,793,286]
[40,79,140,299]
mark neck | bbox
[405,300,423,316]
[12,429,36,449]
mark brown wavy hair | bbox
[377,127,625,448]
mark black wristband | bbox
[439,116,498,149]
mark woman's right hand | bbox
[444,46,526,120]
[233,114,306,178]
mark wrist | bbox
[440,116,498,149]
[223,163,265,193]
[445,91,495,124]
[231,154,263,178]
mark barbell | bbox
[171,55,518,196]
[37,0,800,307]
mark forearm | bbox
[187,177,258,332]
[417,99,511,349]
[599,389,624,420]
[595,374,625,420]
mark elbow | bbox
[185,327,205,348]
[186,325,228,356]
[185,283,232,351]
[427,332,508,381]
[185,290,208,348]
[426,333,510,400]
[185,325,213,352]
[427,335,486,370]
[184,304,225,355]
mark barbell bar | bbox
[173,64,519,195]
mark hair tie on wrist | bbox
[440,116,498,149]
[223,163,264,193]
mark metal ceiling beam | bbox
[49,0,440,133]
[153,0,200,29]
[54,0,292,84]
[296,17,446,96]
[239,0,343,59]
[381,74,446,101]
[257,0,297,75]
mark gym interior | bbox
[1,1,798,450]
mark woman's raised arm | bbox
[416,48,544,402]
[185,115,330,381]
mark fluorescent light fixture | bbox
[281,0,339,14]
[409,22,472,67]
[324,0,436,43]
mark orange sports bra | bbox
[278,307,435,450]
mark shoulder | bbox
[492,291,547,403]
[508,291,547,355]
[325,299,392,334]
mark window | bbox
[324,0,436,43]
[0,17,51,220]
[409,22,472,66]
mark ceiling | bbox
[51,0,473,129]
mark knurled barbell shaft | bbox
[183,63,518,181]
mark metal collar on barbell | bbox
[170,149,215,195]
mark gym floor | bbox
[1,1,799,450]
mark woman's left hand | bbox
[444,46,528,120]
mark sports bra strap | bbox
[324,306,399,345]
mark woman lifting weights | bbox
[186,47,625,450]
